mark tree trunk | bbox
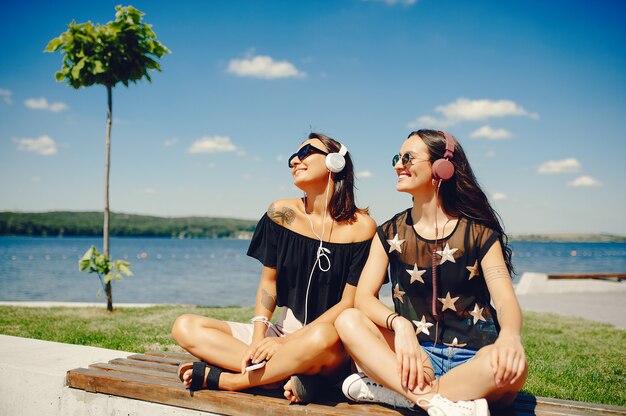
[104,85,113,312]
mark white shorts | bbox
[226,307,304,345]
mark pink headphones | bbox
[431,130,456,181]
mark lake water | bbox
[1,237,625,306]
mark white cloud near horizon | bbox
[188,136,237,154]
[492,192,507,201]
[409,98,539,128]
[537,158,581,174]
[13,135,58,155]
[470,125,512,140]
[24,97,68,112]
[227,55,306,79]
[568,176,602,187]
[0,88,13,104]
[356,170,373,179]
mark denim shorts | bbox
[421,342,477,378]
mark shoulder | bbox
[266,198,301,227]
[341,211,377,242]
[380,209,410,230]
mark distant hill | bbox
[510,233,626,243]
[0,211,257,239]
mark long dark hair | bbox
[410,129,515,276]
[309,132,367,223]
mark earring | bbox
[432,179,436,186]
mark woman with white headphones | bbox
[172,132,376,404]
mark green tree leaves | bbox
[45,5,170,89]
[79,246,133,296]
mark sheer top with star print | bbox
[378,208,501,350]
[248,213,372,324]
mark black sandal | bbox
[187,361,223,391]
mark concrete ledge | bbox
[0,335,217,416]
[515,272,626,295]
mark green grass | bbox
[1,306,624,407]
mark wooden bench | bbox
[66,351,626,416]
[547,273,625,281]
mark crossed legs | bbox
[171,314,347,392]
[335,308,527,410]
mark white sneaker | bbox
[342,372,415,409]
[419,394,490,416]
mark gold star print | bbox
[444,337,467,348]
[406,264,426,284]
[387,234,405,254]
[466,260,479,280]
[412,315,434,335]
[393,284,406,303]
[469,303,486,324]
[436,243,458,265]
[438,291,459,312]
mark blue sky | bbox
[1,0,625,234]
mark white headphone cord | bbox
[303,171,333,325]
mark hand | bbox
[240,337,284,373]
[392,317,425,391]
[490,332,526,387]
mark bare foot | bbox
[283,379,301,404]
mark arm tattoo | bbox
[261,289,276,312]
[268,203,296,225]
[483,265,510,283]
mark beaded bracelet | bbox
[385,312,400,331]
[250,316,270,327]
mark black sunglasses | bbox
[392,153,429,167]
[288,144,328,168]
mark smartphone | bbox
[245,360,266,372]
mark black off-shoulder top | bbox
[247,213,372,324]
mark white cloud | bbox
[142,187,157,194]
[492,192,507,201]
[276,155,285,162]
[537,158,581,174]
[568,176,602,187]
[24,97,68,112]
[227,55,306,79]
[470,125,512,140]
[409,98,539,128]
[188,136,237,154]
[485,150,496,158]
[0,88,13,104]
[164,138,178,147]
[356,170,373,179]
[13,135,58,156]
[31,176,41,183]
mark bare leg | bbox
[335,308,527,409]
[171,314,248,372]
[173,315,347,392]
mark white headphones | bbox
[325,144,348,173]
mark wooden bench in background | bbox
[547,273,625,281]
[66,351,626,416]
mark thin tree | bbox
[46,5,169,311]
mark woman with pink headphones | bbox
[172,132,376,404]
[335,130,527,416]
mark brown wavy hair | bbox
[410,129,515,276]
[308,132,368,223]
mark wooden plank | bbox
[547,273,625,280]
[68,353,626,416]
[145,350,197,361]
[109,357,178,373]
[90,363,178,381]
[67,367,416,416]
[126,353,181,366]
